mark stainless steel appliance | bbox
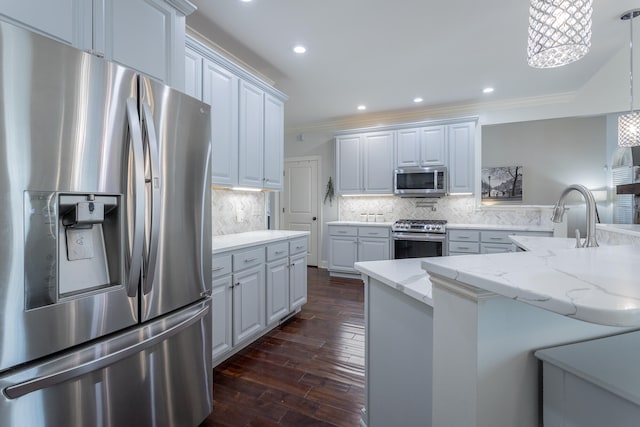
[0,21,212,426]
[394,166,447,197]
[392,219,447,258]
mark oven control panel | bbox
[392,219,446,233]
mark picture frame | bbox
[481,166,523,202]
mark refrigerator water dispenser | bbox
[23,192,123,309]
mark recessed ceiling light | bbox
[293,45,307,54]
[240,0,252,3]
[357,105,367,111]
[413,97,423,103]
[483,87,495,94]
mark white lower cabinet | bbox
[289,238,308,310]
[232,263,265,346]
[448,228,553,256]
[266,242,290,325]
[211,254,232,361]
[212,234,308,366]
[328,225,390,277]
[211,275,232,360]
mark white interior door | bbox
[282,158,319,266]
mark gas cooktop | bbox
[391,219,447,233]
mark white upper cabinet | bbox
[0,0,192,87]
[184,46,203,99]
[185,36,287,190]
[202,59,239,187]
[396,126,445,168]
[238,80,266,188]
[340,119,476,195]
[336,131,394,194]
[0,0,91,47]
[448,121,475,193]
[420,126,446,166]
[363,131,395,193]
[263,94,285,190]
[336,135,363,194]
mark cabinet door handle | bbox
[338,231,347,234]
[458,246,469,250]
[489,237,503,240]
[234,282,240,288]
[295,246,304,250]
[275,250,285,254]
[213,266,224,271]
[244,257,258,263]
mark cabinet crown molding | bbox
[164,0,197,16]
[334,116,479,136]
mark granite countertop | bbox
[354,258,433,307]
[213,230,309,254]
[422,237,640,327]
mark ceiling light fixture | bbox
[483,87,494,94]
[357,105,366,111]
[293,45,307,54]
[413,97,423,103]
[527,0,593,68]
[619,9,640,147]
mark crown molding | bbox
[165,0,197,16]
[285,92,577,135]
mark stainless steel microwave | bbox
[394,167,447,197]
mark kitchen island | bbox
[355,224,640,427]
[423,229,640,427]
[354,258,433,427]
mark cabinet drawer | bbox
[232,247,264,271]
[266,242,289,261]
[358,226,390,238]
[448,241,480,254]
[481,230,515,244]
[480,243,515,254]
[212,254,232,278]
[448,229,480,242]
[329,225,357,237]
[289,238,307,255]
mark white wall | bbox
[482,116,608,204]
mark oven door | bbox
[392,232,446,259]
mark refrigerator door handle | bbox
[125,98,145,297]
[198,143,212,293]
[3,303,210,399]
[141,102,161,294]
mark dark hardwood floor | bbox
[199,267,365,427]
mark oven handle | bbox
[392,232,446,242]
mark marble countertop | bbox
[447,223,554,232]
[327,221,393,227]
[422,238,640,327]
[213,230,309,254]
[354,258,433,307]
[597,223,640,238]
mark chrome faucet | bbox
[551,184,599,248]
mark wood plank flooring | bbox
[199,267,365,427]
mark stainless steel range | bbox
[391,219,447,259]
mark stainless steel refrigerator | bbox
[0,20,213,426]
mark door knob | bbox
[312,217,317,221]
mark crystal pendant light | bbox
[618,10,640,148]
[527,0,593,68]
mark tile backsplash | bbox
[212,189,266,235]
[338,195,554,227]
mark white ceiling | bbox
[187,0,639,132]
